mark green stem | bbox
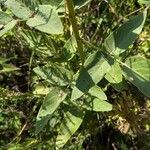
[65,0,85,65]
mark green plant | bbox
[0,0,150,149]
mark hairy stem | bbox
[65,0,85,65]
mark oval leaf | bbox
[123,56,150,98]
[82,98,112,112]
[33,65,73,86]
[105,62,122,83]
[104,10,147,55]
[71,51,111,101]
[5,0,35,19]
[56,107,84,148]
[36,88,67,133]
[26,5,63,34]
[88,85,107,100]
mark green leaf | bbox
[88,85,107,100]
[82,98,112,112]
[5,0,36,20]
[110,80,128,92]
[33,65,73,86]
[33,83,51,95]
[138,0,150,4]
[36,0,65,12]
[41,0,91,11]
[71,68,95,101]
[123,56,150,98]
[0,57,9,64]
[37,88,67,119]
[56,107,84,148]
[71,51,111,101]
[42,0,63,7]
[62,36,77,61]
[0,11,12,24]
[105,62,122,83]
[0,64,19,73]
[0,19,17,37]
[84,52,112,82]
[19,30,36,48]
[26,5,63,34]
[36,88,67,133]
[104,10,147,55]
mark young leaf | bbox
[62,36,77,61]
[138,0,150,4]
[88,85,107,100]
[36,88,67,133]
[71,51,111,101]
[56,107,84,149]
[0,20,17,37]
[37,88,67,119]
[104,10,147,55]
[82,98,112,112]
[26,5,63,34]
[105,62,122,83]
[0,11,12,24]
[123,56,150,98]
[0,57,9,64]
[0,64,19,73]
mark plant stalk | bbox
[65,0,85,65]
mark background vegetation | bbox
[0,0,150,149]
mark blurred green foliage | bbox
[0,0,150,149]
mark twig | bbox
[125,6,147,18]
[8,121,28,145]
